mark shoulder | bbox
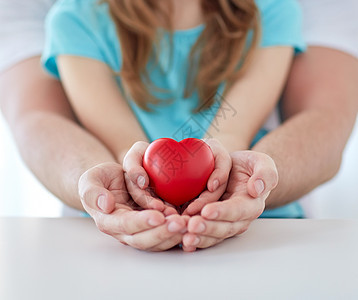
[254,0,305,52]
[46,0,110,33]
[255,0,302,17]
[42,0,121,78]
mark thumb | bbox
[246,153,279,198]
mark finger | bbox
[121,215,186,251]
[231,151,278,198]
[182,244,197,252]
[125,173,165,211]
[80,185,116,214]
[93,206,165,236]
[187,215,250,239]
[148,235,183,252]
[79,165,129,214]
[182,183,226,216]
[163,205,179,216]
[123,141,150,189]
[201,196,265,222]
[204,139,232,193]
[182,233,224,250]
[182,233,199,251]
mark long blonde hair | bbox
[103,0,259,111]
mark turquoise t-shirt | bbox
[42,0,306,219]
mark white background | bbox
[0,113,357,218]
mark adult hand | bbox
[79,162,187,251]
[182,151,278,252]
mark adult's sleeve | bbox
[257,0,306,54]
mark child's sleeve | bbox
[41,1,117,79]
[257,0,306,54]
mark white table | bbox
[1,218,357,300]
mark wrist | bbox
[205,134,249,153]
[117,149,130,165]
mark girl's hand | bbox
[182,151,278,252]
[123,142,178,215]
[182,138,232,216]
[79,162,186,251]
[124,139,231,216]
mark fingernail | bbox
[194,222,206,233]
[97,195,107,211]
[212,179,219,191]
[192,236,200,246]
[255,179,265,195]
[137,176,146,189]
[180,228,188,234]
[207,211,219,220]
[148,218,162,227]
[168,221,182,233]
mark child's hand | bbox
[78,162,187,251]
[182,151,278,252]
[123,142,178,215]
[181,138,232,216]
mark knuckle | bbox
[80,188,94,206]
[237,224,249,235]
[133,141,147,148]
[154,230,170,242]
[117,213,135,235]
[198,237,217,249]
[95,220,109,235]
[129,240,146,250]
[251,202,265,220]
[242,221,251,233]
[226,225,237,238]
[122,235,146,250]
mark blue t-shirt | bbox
[42,0,306,219]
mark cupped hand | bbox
[182,151,278,252]
[182,138,232,216]
[123,139,231,216]
[78,162,187,251]
[122,142,178,214]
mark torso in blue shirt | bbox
[42,0,306,218]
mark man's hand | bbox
[78,162,187,251]
[182,151,278,252]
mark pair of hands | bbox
[78,139,278,252]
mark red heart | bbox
[143,138,215,206]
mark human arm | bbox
[0,57,114,210]
[205,47,294,152]
[57,56,148,163]
[183,47,358,250]
[253,46,358,208]
[180,47,293,215]
[57,56,181,213]
[0,57,186,251]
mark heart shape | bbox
[143,138,215,206]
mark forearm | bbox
[0,57,116,210]
[57,56,148,163]
[253,47,358,209]
[9,112,116,210]
[253,108,356,208]
[207,47,293,152]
